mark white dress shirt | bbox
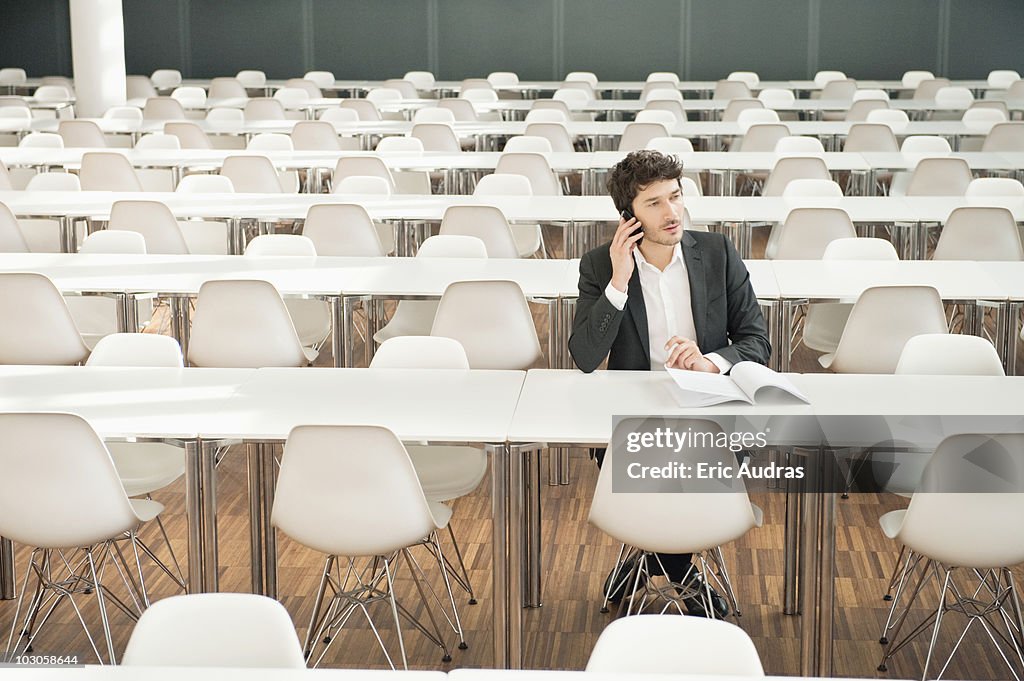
[603,244,732,373]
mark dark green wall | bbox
[3,0,1022,81]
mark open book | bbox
[666,361,810,407]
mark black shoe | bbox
[604,553,646,605]
[680,575,730,618]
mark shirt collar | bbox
[633,242,684,272]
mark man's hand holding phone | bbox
[609,209,643,293]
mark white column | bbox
[69,0,126,117]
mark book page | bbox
[730,362,810,404]
[665,367,752,406]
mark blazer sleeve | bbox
[711,236,772,367]
[568,251,627,373]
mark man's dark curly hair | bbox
[606,150,683,213]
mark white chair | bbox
[901,157,973,196]
[495,152,561,195]
[965,177,1024,196]
[164,121,213,149]
[853,89,890,101]
[646,99,688,123]
[474,173,544,257]
[646,136,694,154]
[411,122,462,152]
[430,280,542,369]
[0,159,10,191]
[635,110,677,126]
[0,272,90,364]
[372,235,488,345]
[438,98,478,121]
[187,279,313,368]
[552,87,589,107]
[713,79,751,100]
[103,106,144,122]
[80,152,144,192]
[0,67,27,85]
[818,286,948,373]
[333,155,396,192]
[641,87,683,104]
[588,422,762,618]
[291,120,342,151]
[565,71,598,88]
[334,174,391,194]
[901,70,934,89]
[170,173,231,254]
[982,122,1024,152]
[987,69,1021,88]
[170,86,206,109]
[586,615,764,675]
[439,205,519,259]
[208,77,247,99]
[376,136,425,152]
[235,70,267,89]
[933,86,974,109]
[896,334,1005,376]
[244,235,332,352]
[150,69,182,90]
[774,135,825,153]
[913,78,952,100]
[487,71,519,87]
[143,97,187,121]
[57,119,107,147]
[618,122,670,152]
[933,206,1023,261]
[502,135,553,153]
[301,203,386,256]
[844,99,890,122]
[0,202,30,252]
[271,424,455,668]
[220,155,286,193]
[403,71,436,91]
[875,433,1024,679]
[866,108,910,130]
[317,107,359,125]
[0,412,164,664]
[736,108,781,128]
[79,230,145,254]
[523,122,574,152]
[768,207,857,260]
[646,71,679,84]
[523,109,565,125]
[736,123,790,153]
[176,174,234,193]
[366,87,404,105]
[782,178,844,197]
[135,133,180,150]
[274,87,312,118]
[413,107,456,123]
[843,123,899,152]
[813,70,847,88]
[25,171,80,191]
[109,200,190,255]
[757,88,796,108]
[247,132,293,151]
[126,75,157,99]
[961,107,1007,129]
[761,156,831,196]
[244,98,287,121]
[338,98,382,121]
[727,71,759,88]
[303,71,335,89]
[122,593,304,668]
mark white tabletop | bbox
[982,261,1024,300]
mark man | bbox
[569,150,770,617]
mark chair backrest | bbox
[0,412,142,549]
[439,205,519,259]
[987,69,1021,88]
[762,156,831,196]
[318,107,360,123]
[25,172,80,191]
[736,108,781,128]
[551,88,588,106]
[933,86,974,109]
[163,122,214,148]
[19,132,64,149]
[487,71,519,87]
[933,206,1023,261]
[772,207,857,259]
[122,593,306,668]
[853,89,889,102]
[843,98,889,122]
[244,233,317,257]
[150,69,182,90]
[430,280,542,369]
[813,70,846,88]
[502,135,553,153]
[968,100,1010,117]
[0,104,31,121]
[524,122,574,152]
[411,122,461,152]
[176,174,235,193]
[208,77,247,99]
[982,122,1024,152]
[109,200,190,254]
[135,133,181,150]
[57,120,107,148]
[727,71,759,88]
[170,86,206,108]
[826,285,948,374]
[303,70,335,89]
[143,97,187,121]
[781,179,844,197]
[565,71,598,88]
[757,88,795,107]
[103,106,144,123]
[235,70,267,88]
[403,71,436,90]
[365,87,403,105]
[961,108,1007,128]
[736,123,789,152]
[721,98,764,122]
[901,70,934,89]
[79,229,147,254]
[713,79,751,100]
[80,152,143,191]
[897,433,1024,569]
[589,421,758,554]
[774,135,825,153]
[902,134,952,154]
[641,87,683,104]
[0,272,90,365]
[338,99,382,121]
[618,122,670,152]
[333,175,391,195]
[375,136,425,153]
[822,237,899,261]
[187,279,307,368]
[0,159,10,191]
[416,234,488,258]
[247,133,294,151]
[371,336,470,370]
[965,177,1024,196]
[680,177,702,197]
[586,615,765,676]
[86,333,184,367]
[244,98,287,121]
[819,79,857,100]
[438,98,478,121]
[646,136,694,154]
[333,156,396,192]
[125,75,157,99]
[1008,80,1024,99]
[285,79,322,99]
[290,120,341,151]
[896,334,1004,376]
[646,71,679,84]
[904,157,972,196]
[524,108,567,123]
[494,152,561,195]
[274,86,312,108]
[413,107,457,123]
[220,155,285,193]
[301,203,385,256]
[866,108,910,128]
[842,123,899,152]
[271,424,438,556]
[474,173,532,196]
[634,109,678,126]
[912,77,951,99]
[205,107,245,122]
[0,67,27,85]
[33,85,72,101]
[0,202,29,252]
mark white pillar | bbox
[69,0,126,117]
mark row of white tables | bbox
[2,364,1022,675]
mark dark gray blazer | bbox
[569,230,770,373]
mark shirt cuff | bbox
[705,352,733,375]
[604,282,628,310]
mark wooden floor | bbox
[2,227,1022,677]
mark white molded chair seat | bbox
[896,334,1005,376]
[932,206,1024,260]
[0,272,90,364]
[474,173,543,257]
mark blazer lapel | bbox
[625,265,650,364]
[681,231,708,348]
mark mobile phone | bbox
[621,208,643,243]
